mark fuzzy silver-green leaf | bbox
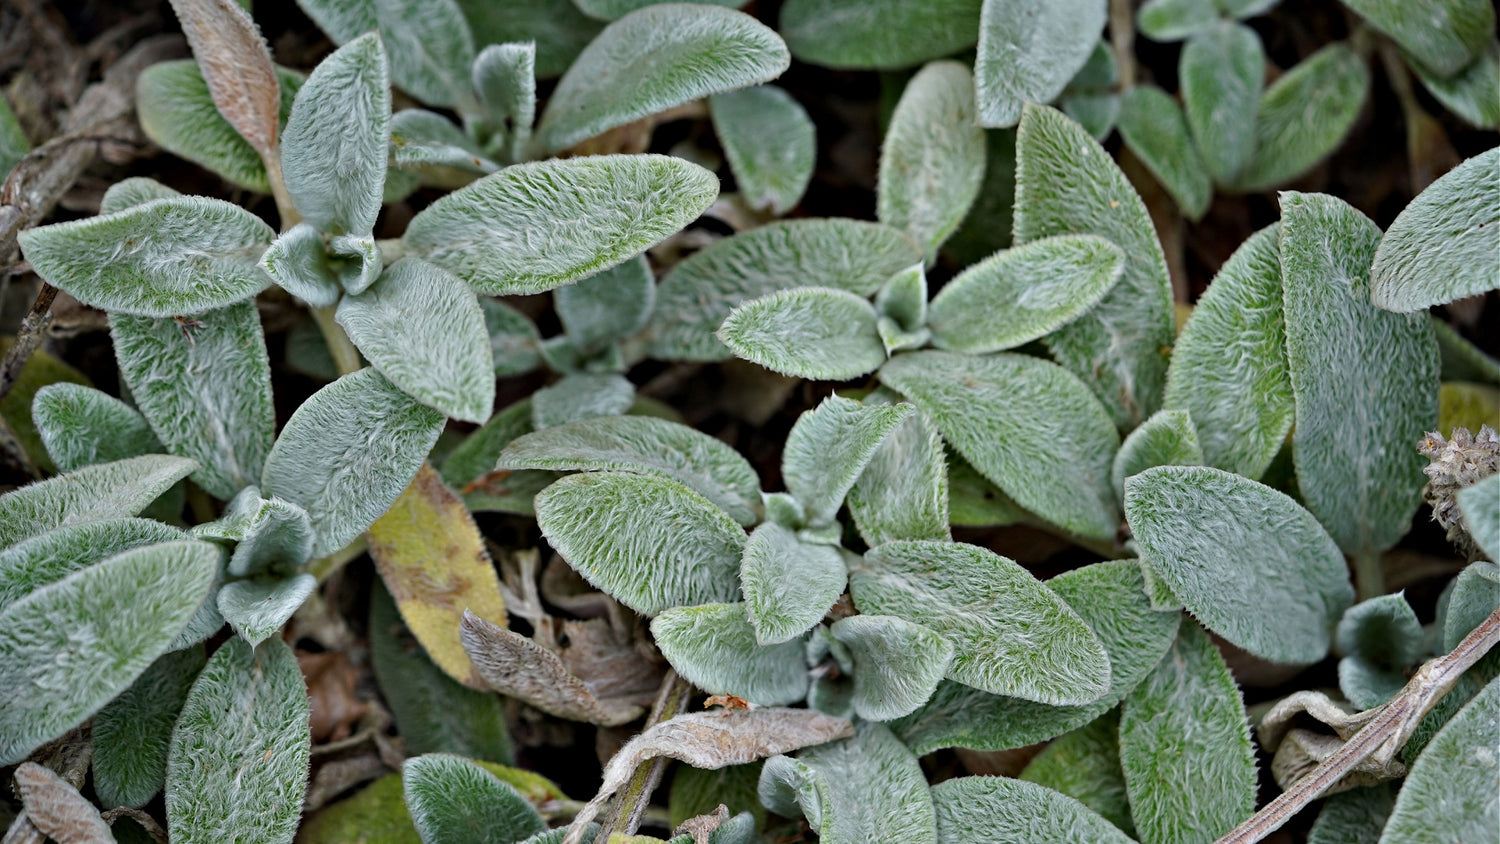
[1117,84,1212,220]
[932,776,1134,844]
[651,602,809,705]
[718,287,886,381]
[1180,21,1264,185]
[1232,44,1368,192]
[781,396,914,528]
[740,523,846,645]
[974,0,1107,129]
[93,646,205,808]
[710,85,815,215]
[0,454,196,551]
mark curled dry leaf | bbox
[460,610,646,727]
[1256,690,1405,793]
[14,762,114,844]
[563,708,854,844]
[555,618,666,707]
[297,650,369,744]
[166,0,280,159]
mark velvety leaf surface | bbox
[574,0,748,18]
[1336,592,1424,709]
[405,155,717,295]
[830,614,952,721]
[13,762,114,843]
[93,646,206,808]
[536,4,789,152]
[1342,0,1492,77]
[740,523,846,644]
[1281,192,1439,556]
[481,300,542,378]
[555,256,654,354]
[531,373,635,430]
[260,368,446,557]
[1110,408,1202,503]
[781,396,914,528]
[974,0,1107,129]
[217,574,317,646]
[403,754,545,844]
[1013,104,1174,430]
[294,0,473,107]
[1019,710,1134,836]
[1413,42,1500,130]
[1232,44,1368,191]
[1180,21,1264,185]
[1118,84,1212,220]
[652,603,809,705]
[945,127,1018,266]
[778,0,981,70]
[1308,784,1395,844]
[166,637,310,844]
[847,408,950,546]
[165,0,280,158]
[456,0,601,78]
[1458,474,1500,563]
[0,518,181,613]
[259,223,343,307]
[718,287,885,381]
[112,300,274,499]
[709,85,815,214]
[0,454,196,551]
[0,540,217,765]
[471,42,536,162]
[1379,674,1500,842]
[100,176,183,214]
[1120,619,1256,844]
[1443,561,1500,653]
[669,763,766,830]
[880,351,1120,540]
[1137,0,1218,41]
[32,383,162,473]
[208,488,315,577]
[931,776,1134,844]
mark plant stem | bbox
[1353,549,1384,602]
[596,671,693,843]
[310,305,362,377]
[1109,0,1137,89]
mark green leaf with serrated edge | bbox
[555,256,654,354]
[880,351,1120,539]
[1342,0,1492,78]
[670,763,766,829]
[337,259,494,424]
[710,85,815,215]
[1137,0,1218,41]
[1020,709,1134,836]
[1459,474,1500,563]
[974,0,1107,129]
[1380,674,1500,842]
[0,454,196,551]
[1120,618,1254,844]
[854,540,1110,704]
[782,396,914,528]
[574,0,748,19]
[649,219,922,361]
[758,721,936,844]
[847,408,949,546]
[1414,42,1500,130]
[535,471,745,616]
[932,776,1133,844]
[1444,561,1500,653]
[531,373,634,429]
[1181,22,1264,185]
[1371,148,1500,312]
[390,109,497,178]
[945,128,1017,266]
[135,61,301,192]
[0,93,28,176]
[778,0,982,70]
[1163,225,1291,479]
[1014,105,1174,430]
[536,4,788,152]
[892,560,1179,754]
[471,43,535,162]
[0,518,181,613]
[1308,784,1395,844]
[1281,192,1440,556]
[652,603,809,705]
[93,645,205,808]
[402,754,545,844]
[19,196,274,318]
[295,0,473,107]
[281,33,389,235]
[1232,44,1369,192]
[1125,465,1352,663]
[878,61,985,257]
[370,583,512,763]
[32,383,162,472]
[1337,592,1424,709]
[0,539,217,765]
[829,614,952,721]
[1118,85,1212,220]
[480,299,541,377]
[260,223,343,307]
[112,300,275,499]
[928,234,1125,354]
[457,0,601,78]
[100,176,183,214]
[405,155,717,295]
[1111,408,1202,503]
[166,637,310,844]
[261,368,446,557]
[718,287,886,381]
[739,523,846,645]
[497,414,761,526]
[216,573,317,646]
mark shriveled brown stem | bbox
[595,671,694,843]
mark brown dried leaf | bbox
[166,0,280,158]
[14,762,113,844]
[674,805,730,844]
[556,618,665,706]
[298,650,369,744]
[460,611,645,727]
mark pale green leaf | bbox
[782,396,914,528]
[710,85,815,215]
[651,603,809,705]
[1162,224,1292,479]
[18,196,274,317]
[93,646,205,809]
[718,287,885,381]
[927,234,1125,354]
[1058,41,1120,140]
[1138,0,1217,41]
[1120,618,1256,844]
[1233,44,1369,192]
[295,0,474,107]
[1458,474,1500,564]
[932,776,1133,844]
[1111,408,1202,503]
[112,300,275,499]
[648,219,921,360]
[1281,192,1439,556]
[853,540,1110,704]
[1434,319,1500,385]
[0,454,196,551]
[1379,674,1500,843]
[0,93,28,177]
[442,400,533,489]
[1019,710,1135,836]
[0,540,217,765]
[740,523,846,645]
[531,373,634,429]
[403,754,545,844]
[830,614,952,721]
[1370,148,1500,312]
[1445,562,1500,658]
[574,0,749,19]
[975,0,1108,129]
[456,0,601,78]
[166,637,310,844]
[1118,84,1212,220]
[536,4,789,152]
[880,351,1121,540]
[193,486,315,576]
[555,256,654,354]
[1219,0,1280,16]
[1309,785,1395,844]
[32,383,162,472]
[1413,41,1500,129]
[847,408,950,546]
[1181,22,1265,185]
[217,573,317,646]
[1341,0,1492,77]
[390,108,497,177]
[471,42,536,162]
[535,471,745,615]
[259,223,343,307]
[480,299,542,377]
[1014,104,1174,430]
[779,0,982,70]
[879,60,985,257]
[405,155,717,295]
[261,368,446,557]
[100,176,183,215]
[0,517,181,613]
[1336,592,1424,709]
